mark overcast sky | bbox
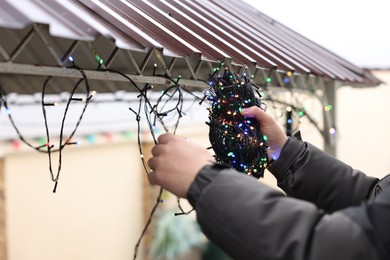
[244,0,390,69]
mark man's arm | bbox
[188,164,379,260]
[268,132,378,212]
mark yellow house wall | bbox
[4,142,144,260]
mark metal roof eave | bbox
[0,0,382,95]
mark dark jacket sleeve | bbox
[268,131,378,212]
[343,186,390,260]
[187,165,379,260]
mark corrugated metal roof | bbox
[0,0,381,96]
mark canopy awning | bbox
[0,0,381,96]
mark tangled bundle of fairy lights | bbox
[205,69,269,178]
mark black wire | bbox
[95,69,202,260]
[41,64,92,192]
[0,62,94,193]
[132,187,163,260]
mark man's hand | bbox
[147,133,215,198]
[241,106,288,161]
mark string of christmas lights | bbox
[262,94,333,138]
[0,58,95,193]
[204,66,269,178]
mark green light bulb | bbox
[39,138,46,145]
[324,104,333,111]
[125,131,132,140]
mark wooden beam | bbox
[0,62,208,90]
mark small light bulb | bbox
[324,104,333,111]
[86,135,95,144]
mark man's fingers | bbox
[151,144,163,156]
[148,156,157,171]
[241,106,272,126]
[147,156,159,185]
[157,133,188,144]
[157,133,175,144]
[147,171,157,185]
